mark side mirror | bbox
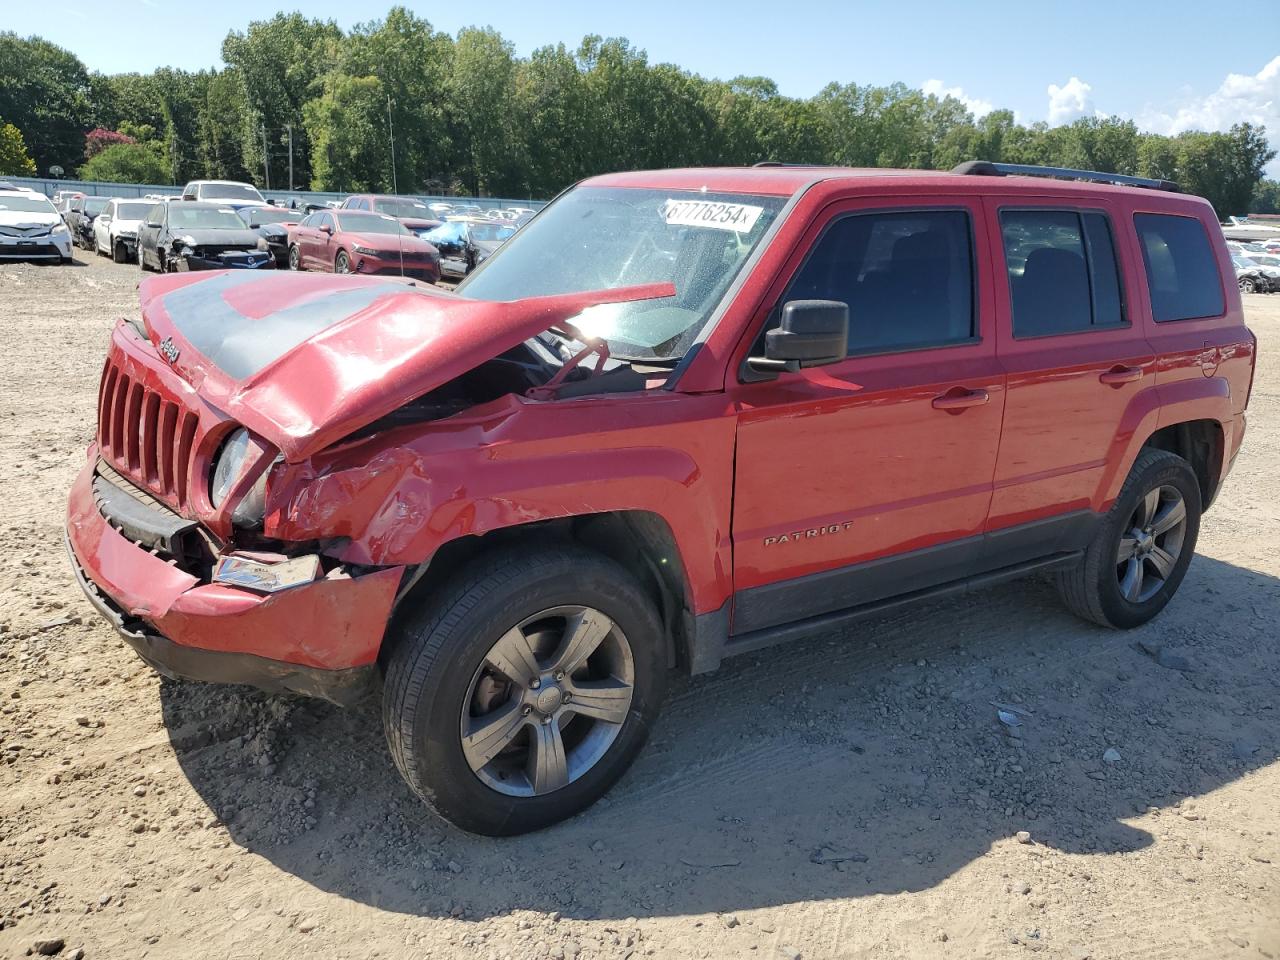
[747,300,849,376]
[319,223,333,235]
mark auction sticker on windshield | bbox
[662,199,763,233]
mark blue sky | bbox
[7,0,1280,170]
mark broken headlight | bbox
[210,428,270,526]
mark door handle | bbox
[932,387,989,411]
[1099,365,1143,385]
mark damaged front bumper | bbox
[65,453,402,705]
[176,249,273,271]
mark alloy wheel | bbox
[460,605,635,798]
[1116,484,1188,603]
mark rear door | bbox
[729,196,1007,635]
[984,198,1155,560]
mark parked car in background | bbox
[237,205,302,268]
[1233,254,1277,293]
[137,200,273,272]
[53,190,85,221]
[427,202,453,215]
[340,194,442,237]
[93,198,154,263]
[287,210,440,282]
[0,189,72,263]
[67,196,110,250]
[1233,253,1280,291]
[180,180,269,211]
[421,216,517,279]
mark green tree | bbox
[0,33,94,174]
[450,27,523,195]
[79,142,168,183]
[303,71,388,192]
[1251,179,1280,214]
[0,121,37,176]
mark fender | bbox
[1096,376,1230,509]
[267,390,738,616]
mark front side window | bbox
[778,208,975,355]
[459,186,786,361]
[1001,209,1126,337]
[1134,213,1225,322]
[145,205,165,227]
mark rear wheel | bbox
[1054,448,1200,628]
[335,250,352,274]
[382,546,667,835]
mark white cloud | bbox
[1137,56,1280,176]
[922,79,994,119]
[1047,76,1094,125]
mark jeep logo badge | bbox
[158,337,180,364]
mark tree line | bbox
[1,8,1277,215]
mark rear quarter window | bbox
[1134,213,1225,322]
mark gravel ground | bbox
[0,252,1277,960]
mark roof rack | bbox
[951,160,1179,193]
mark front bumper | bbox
[353,253,439,283]
[177,250,274,271]
[0,232,71,261]
[65,453,402,704]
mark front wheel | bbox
[1240,277,1257,294]
[335,250,352,274]
[382,546,667,835]
[112,240,127,264]
[288,244,300,271]
[1054,448,1201,628]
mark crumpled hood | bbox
[0,211,59,229]
[172,228,262,248]
[138,271,672,462]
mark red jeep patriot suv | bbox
[66,161,1256,835]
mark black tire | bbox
[288,244,300,271]
[382,545,667,836]
[335,250,351,274]
[139,247,150,272]
[1054,448,1201,628]
[112,240,126,264]
[1240,277,1257,294]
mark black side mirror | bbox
[748,300,849,376]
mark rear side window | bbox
[1134,213,1225,322]
[782,209,975,355]
[1001,209,1125,337]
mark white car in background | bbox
[93,197,155,263]
[179,179,270,210]
[0,189,72,263]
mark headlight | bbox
[51,223,68,236]
[210,428,272,526]
[256,237,270,251]
[351,244,378,256]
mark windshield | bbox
[459,186,785,360]
[0,195,57,215]
[1251,255,1280,267]
[115,202,151,220]
[336,213,408,236]
[373,198,429,218]
[85,197,109,215]
[240,207,296,225]
[169,206,245,230]
[200,183,263,202]
[470,221,517,242]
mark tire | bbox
[1054,448,1201,629]
[112,240,126,264]
[335,250,351,274]
[1240,277,1257,294]
[288,244,300,271]
[382,545,668,836]
[139,247,150,272]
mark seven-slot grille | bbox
[96,357,199,510]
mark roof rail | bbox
[751,161,832,168]
[951,160,1180,193]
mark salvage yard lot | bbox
[0,254,1277,960]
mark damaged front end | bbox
[66,271,675,704]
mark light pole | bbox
[387,95,397,194]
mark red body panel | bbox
[67,166,1258,680]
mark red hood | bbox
[137,272,673,462]
[341,230,438,256]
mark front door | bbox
[730,198,1006,635]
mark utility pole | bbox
[286,124,294,192]
[387,95,397,194]
[261,124,271,191]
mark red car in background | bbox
[287,210,440,283]
[340,194,442,237]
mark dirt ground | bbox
[0,252,1276,960]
